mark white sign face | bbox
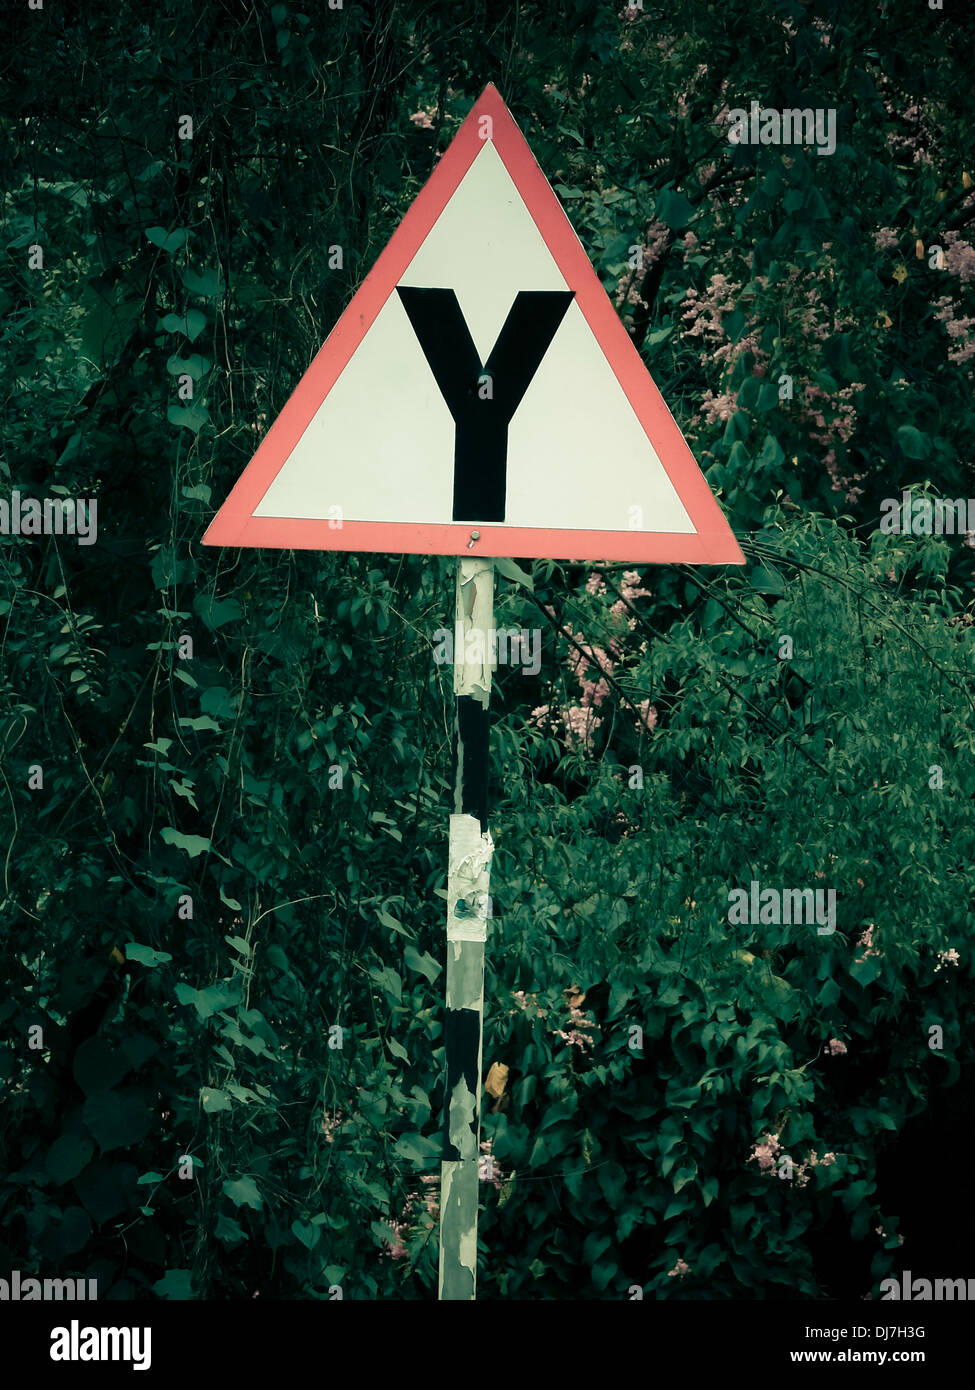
[205,86,744,565]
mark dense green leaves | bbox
[1,0,972,1303]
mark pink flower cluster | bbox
[824,448,869,505]
[681,273,741,348]
[942,231,975,284]
[749,1131,782,1171]
[667,1257,691,1278]
[933,296,975,365]
[554,1001,596,1051]
[749,1131,836,1187]
[567,634,614,706]
[883,97,935,168]
[511,988,543,1014]
[531,569,655,751]
[409,107,436,131]
[530,702,603,753]
[857,923,881,959]
[935,948,960,972]
[615,221,670,310]
[825,1038,847,1056]
[381,1176,440,1261]
[700,388,738,424]
[875,1225,905,1245]
[321,1109,342,1142]
[802,382,863,449]
[478,1138,506,1189]
[420,1174,440,1218]
[798,382,868,501]
[636,698,658,732]
[610,569,651,629]
[792,1150,837,1186]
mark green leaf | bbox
[655,186,694,230]
[403,943,442,983]
[73,1038,131,1096]
[177,981,239,1020]
[153,1269,195,1300]
[146,226,190,252]
[850,954,883,987]
[178,715,221,732]
[495,557,534,592]
[750,563,786,596]
[723,309,746,342]
[201,1087,232,1113]
[376,903,412,937]
[896,426,930,460]
[167,403,210,435]
[291,1219,321,1250]
[125,942,173,968]
[143,738,173,755]
[170,777,199,808]
[82,1091,153,1153]
[46,1133,95,1184]
[394,1132,440,1165]
[223,1176,263,1210]
[193,594,244,630]
[215,1212,248,1244]
[182,266,223,297]
[166,353,211,379]
[370,965,402,1003]
[756,433,785,472]
[159,308,207,342]
[160,827,211,858]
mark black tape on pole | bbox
[442,1006,482,1160]
[453,694,490,831]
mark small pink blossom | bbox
[943,231,975,284]
[636,699,658,733]
[749,1132,782,1172]
[857,923,881,959]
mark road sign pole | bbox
[438,552,495,1301]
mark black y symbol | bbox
[397,287,574,522]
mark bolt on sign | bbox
[204,83,743,1300]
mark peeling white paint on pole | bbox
[455,557,495,702]
[439,556,495,1301]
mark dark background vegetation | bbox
[1,0,973,1299]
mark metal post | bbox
[438,553,495,1300]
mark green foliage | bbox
[1,0,973,1301]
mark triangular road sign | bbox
[203,84,744,565]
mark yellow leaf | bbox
[892,264,908,284]
[915,239,925,260]
[485,1062,509,1098]
[964,172,973,189]
[109,947,125,966]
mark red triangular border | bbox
[203,84,744,565]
